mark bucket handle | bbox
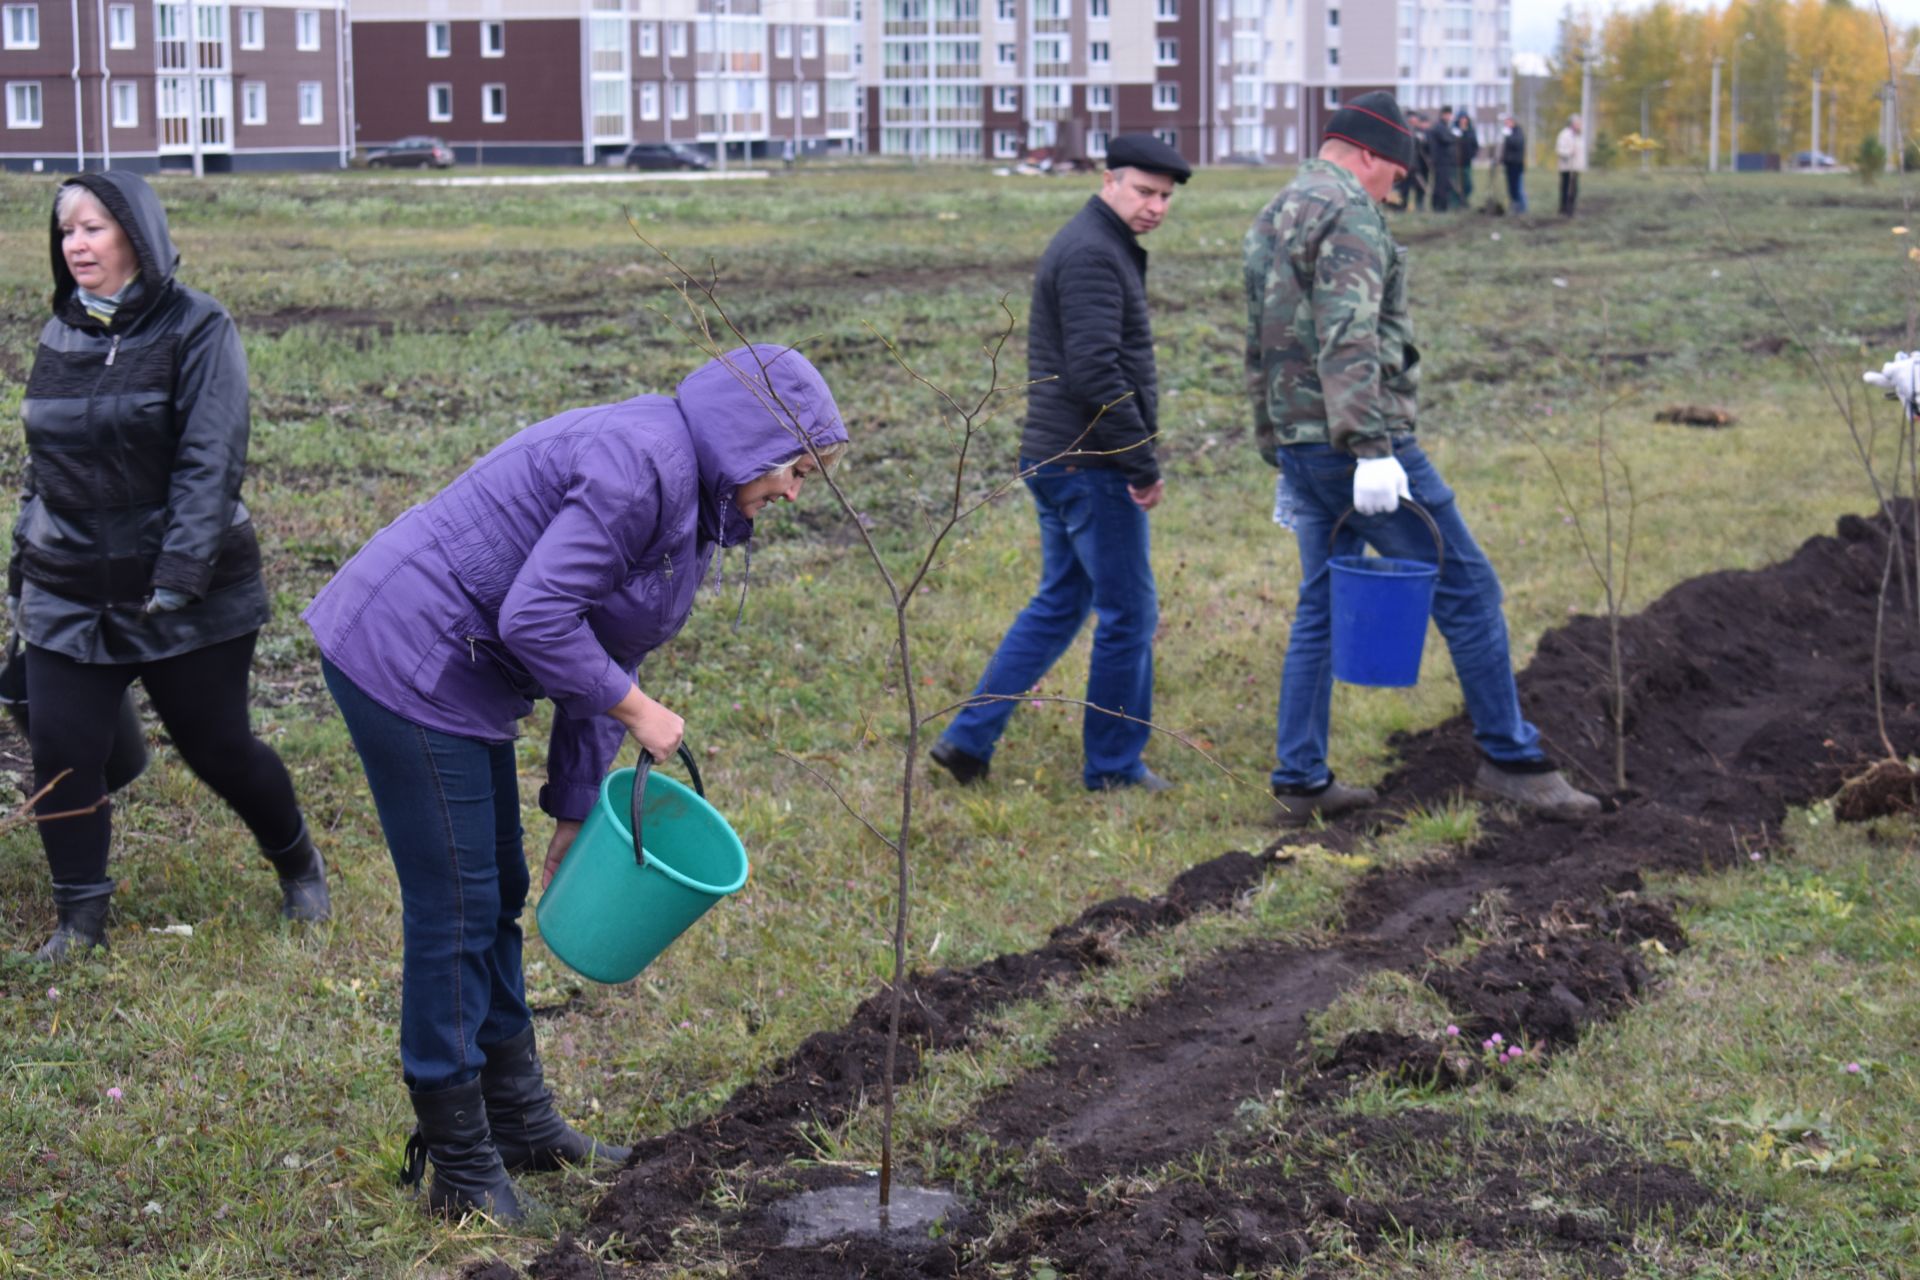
[1329,499,1446,575]
[629,744,707,867]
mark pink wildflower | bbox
[46,986,58,1000]
[1445,1024,1459,1036]
[1847,1062,1862,1074]
[106,1087,123,1101]
[1491,1033,1504,1045]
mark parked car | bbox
[618,142,712,171]
[1791,150,1840,171]
[366,137,454,169]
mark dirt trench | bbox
[497,506,1919,1279]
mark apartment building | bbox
[350,0,859,165]
[860,0,1510,163]
[0,0,350,170]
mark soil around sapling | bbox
[501,507,1919,1277]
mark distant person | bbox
[12,173,330,962]
[782,137,796,170]
[931,134,1190,793]
[1393,110,1431,211]
[1242,91,1601,825]
[1455,110,1480,203]
[1501,114,1528,213]
[306,346,848,1220]
[1557,114,1584,217]
[1428,106,1458,212]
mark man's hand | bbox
[543,820,582,888]
[1353,456,1412,515]
[1864,352,1920,415]
[1128,478,1165,511]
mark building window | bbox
[1323,85,1338,107]
[1154,0,1175,18]
[801,80,818,116]
[775,24,790,57]
[1284,123,1296,154]
[775,80,792,118]
[996,41,1015,65]
[6,80,39,126]
[996,0,1014,17]
[1087,128,1107,156]
[3,5,37,49]
[993,129,1020,157]
[1153,81,1178,110]
[1087,83,1111,109]
[1327,5,1338,21]
[482,20,504,56]
[1327,46,1338,65]
[994,84,1017,111]
[670,80,688,118]
[242,79,266,124]
[109,3,135,48]
[1088,0,1107,16]
[295,9,318,49]
[428,81,452,121]
[638,21,656,55]
[298,79,322,123]
[639,80,659,119]
[669,22,687,57]
[800,25,816,57]
[482,83,506,122]
[112,79,139,126]
[1154,127,1176,148]
[1155,37,1176,64]
[1284,82,1296,108]
[426,20,450,56]
[1088,40,1108,63]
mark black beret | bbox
[1106,133,1192,184]
[1324,90,1416,171]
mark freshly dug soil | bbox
[506,508,1918,1278]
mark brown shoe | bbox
[1472,762,1600,820]
[1271,779,1378,825]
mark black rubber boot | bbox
[31,881,113,963]
[481,1026,631,1172]
[399,1077,525,1222]
[261,821,331,922]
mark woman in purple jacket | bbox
[305,345,847,1221]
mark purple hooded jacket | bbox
[304,345,846,821]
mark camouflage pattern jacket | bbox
[1242,158,1419,465]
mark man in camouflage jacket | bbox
[1243,90,1600,824]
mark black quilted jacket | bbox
[1018,195,1161,488]
[11,171,266,663]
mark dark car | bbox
[620,142,712,171]
[366,136,454,169]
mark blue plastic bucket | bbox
[535,746,748,985]
[1328,500,1444,688]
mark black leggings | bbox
[26,631,303,888]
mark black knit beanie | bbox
[1324,91,1416,171]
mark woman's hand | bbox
[612,685,685,763]
[543,819,583,887]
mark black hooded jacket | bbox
[11,171,267,663]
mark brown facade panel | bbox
[352,17,582,148]
[233,8,340,150]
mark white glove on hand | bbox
[1353,456,1412,516]
[1864,351,1920,414]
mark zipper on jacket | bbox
[105,335,120,366]
[662,553,673,580]
[467,636,478,661]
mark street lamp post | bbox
[1710,54,1722,172]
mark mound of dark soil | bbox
[515,509,1915,1277]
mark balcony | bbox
[698,51,765,72]
[827,109,854,131]
[882,105,920,121]
[1034,60,1069,76]
[935,18,978,33]
[934,105,979,120]
[819,0,851,12]
[883,20,925,33]
[696,0,761,11]
[934,61,979,76]
[883,62,925,78]
[1033,16,1068,31]
[1033,104,1071,120]
[825,53,852,72]
[698,111,767,133]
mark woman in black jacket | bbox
[11,172,328,961]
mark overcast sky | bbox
[1512,0,1920,57]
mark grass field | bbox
[0,162,1917,1277]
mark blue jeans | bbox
[942,460,1157,788]
[1505,164,1528,213]
[324,659,531,1090]
[1272,440,1542,791]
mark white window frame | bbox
[1087,83,1111,109]
[1153,81,1178,110]
[1284,82,1296,108]
[241,79,266,124]
[111,78,139,126]
[995,0,1014,17]
[1323,85,1339,108]
[639,80,658,120]
[774,23,790,57]
[6,79,39,126]
[482,82,506,123]
[426,20,450,57]
[670,80,689,118]
[427,81,452,122]
[801,79,818,117]
[993,128,1020,158]
[993,84,1018,111]
[1088,40,1108,64]
[1088,0,1108,16]
[1154,0,1176,17]
[1284,123,1297,154]
[1154,127,1177,148]
[996,41,1015,65]
[668,22,686,57]
[1087,128,1107,156]
[295,8,318,50]
[800,25,816,57]
[637,21,656,56]
[775,80,792,118]
[3,5,38,50]
[298,79,322,123]
[481,20,504,57]
[109,2,136,48]
[1155,37,1176,65]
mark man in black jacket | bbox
[931,133,1188,793]
[1500,114,1528,213]
[1455,111,1479,203]
[1428,107,1457,212]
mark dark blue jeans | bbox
[941,459,1157,788]
[323,659,531,1090]
[1272,441,1542,791]
[1505,163,1528,213]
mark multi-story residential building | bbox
[862,0,1509,163]
[0,0,351,171]
[350,0,859,165]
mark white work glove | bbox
[1353,456,1412,516]
[1864,351,1920,415]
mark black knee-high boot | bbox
[260,820,331,922]
[32,880,113,962]
[399,1077,524,1221]
[481,1026,631,1172]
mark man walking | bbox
[1455,110,1479,204]
[1427,106,1458,212]
[1556,114,1584,217]
[1242,91,1600,824]
[931,134,1189,793]
[1501,114,1528,213]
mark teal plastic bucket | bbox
[1328,500,1444,689]
[535,746,748,985]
